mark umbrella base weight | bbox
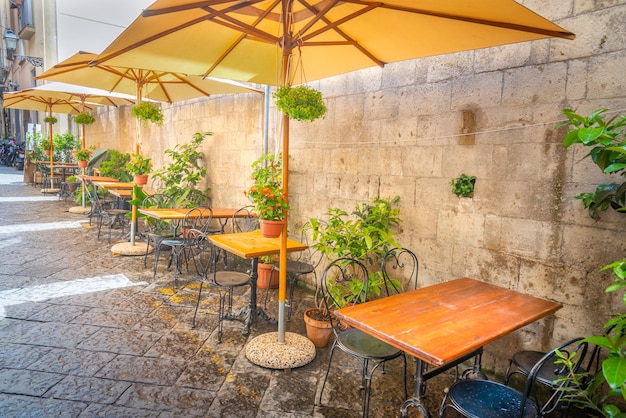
[245,332,315,370]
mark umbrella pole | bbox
[130,86,143,246]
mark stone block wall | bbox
[87,1,626,371]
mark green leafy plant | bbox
[99,150,131,181]
[66,175,77,182]
[259,255,277,264]
[74,112,95,125]
[450,174,476,197]
[556,108,626,219]
[556,259,626,417]
[152,132,213,207]
[40,141,53,151]
[307,196,402,307]
[244,152,290,220]
[43,116,58,124]
[273,85,327,122]
[74,148,93,162]
[126,153,153,175]
[131,102,164,126]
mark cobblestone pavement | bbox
[0,165,462,417]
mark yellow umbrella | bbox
[3,90,97,177]
[89,0,575,349]
[36,51,261,246]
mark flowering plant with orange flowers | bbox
[244,153,290,221]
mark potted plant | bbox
[152,132,212,207]
[257,255,279,289]
[126,153,153,185]
[131,102,164,127]
[74,112,95,125]
[273,85,327,122]
[450,173,476,197]
[41,141,53,156]
[303,196,402,346]
[43,116,58,124]
[74,148,93,168]
[244,152,290,237]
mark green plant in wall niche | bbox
[556,108,626,219]
[450,174,476,197]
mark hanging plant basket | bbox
[43,116,58,124]
[74,112,95,125]
[273,85,327,122]
[132,102,164,126]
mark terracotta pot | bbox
[134,174,148,185]
[257,263,279,289]
[78,160,88,168]
[304,308,334,348]
[44,150,51,156]
[259,219,284,238]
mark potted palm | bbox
[244,152,290,237]
[126,153,153,185]
[74,148,92,168]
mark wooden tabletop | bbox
[209,230,307,259]
[139,207,246,220]
[93,181,135,190]
[334,277,562,366]
[76,175,118,182]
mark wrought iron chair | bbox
[269,220,325,320]
[160,207,213,285]
[381,247,419,295]
[503,324,616,417]
[141,194,175,280]
[318,257,408,418]
[90,184,131,243]
[439,337,589,418]
[191,223,253,342]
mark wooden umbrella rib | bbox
[373,1,576,40]
[298,0,384,67]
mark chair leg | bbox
[192,282,204,328]
[318,340,338,407]
[217,290,225,343]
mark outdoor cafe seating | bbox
[87,181,131,243]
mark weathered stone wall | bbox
[86,1,626,371]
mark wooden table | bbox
[76,175,118,182]
[93,181,134,190]
[139,207,252,234]
[34,162,80,182]
[334,277,562,417]
[208,230,307,335]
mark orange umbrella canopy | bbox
[36,51,260,103]
[93,0,575,86]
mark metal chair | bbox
[160,207,213,286]
[439,337,589,418]
[503,324,616,413]
[91,185,130,243]
[141,194,175,280]
[191,228,251,343]
[318,257,408,418]
[269,220,325,320]
[381,247,419,295]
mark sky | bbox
[56,0,153,60]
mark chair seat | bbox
[213,271,250,287]
[337,328,402,359]
[274,260,315,275]
[447,380,539,418]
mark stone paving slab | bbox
[0,166,462,417]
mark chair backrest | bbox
[181,207,213,237]
[232,205,258,233]
[381,247,419,296]
[521,337,589,417]
[320,257,370,334]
